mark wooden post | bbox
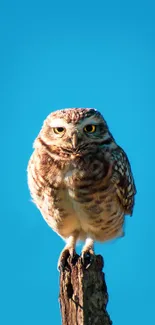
[59,254,112,325]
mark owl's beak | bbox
[72,132,78,149]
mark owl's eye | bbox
[83,124,96,133]
[53,127,65,134]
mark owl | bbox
[27,108,136,269]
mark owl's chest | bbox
[64,161,97,191]
[62,161,120,235]
[62,157,110,201]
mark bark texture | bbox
[59,255,112,325]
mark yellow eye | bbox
[53,127,65,134]
[83,124,96,133]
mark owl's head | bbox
[34,108,114,156]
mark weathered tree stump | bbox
[59,254,112,325]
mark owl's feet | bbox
[81,248,95,269]
[58,233,79,271]
[81,237,94,269]
[57,247,77,271]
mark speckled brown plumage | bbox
[27,108,136,268]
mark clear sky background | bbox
[0,1,154,324]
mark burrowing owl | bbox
[27,108,136,269]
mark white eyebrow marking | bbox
[49,118,69,128]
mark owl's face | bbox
[35,108,114,156]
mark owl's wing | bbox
[111,146,136,215]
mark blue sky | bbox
[0,1,154,324]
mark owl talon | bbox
[57,248,77,271]
[69,248,77,264]
[57,249,70,271]
[81,250,94,269]
[58,261,67,272]
[69,248,75,260]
